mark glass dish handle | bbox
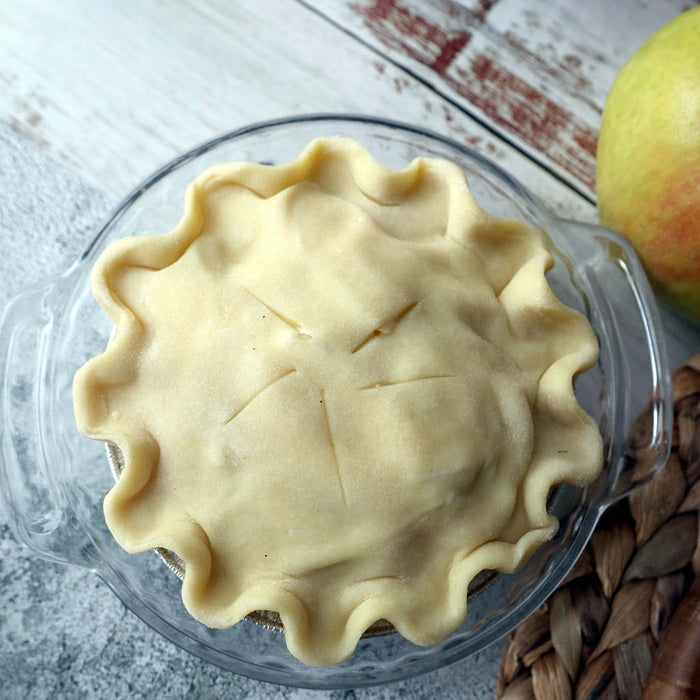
[558,220,673,505]
[0,278,98,569]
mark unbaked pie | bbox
[73,137,603,666]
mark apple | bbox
[596,7,700,323]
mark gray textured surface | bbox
[0,123,501,698]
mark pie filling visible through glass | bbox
[73,138,603,666]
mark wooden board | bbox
[306,0,696,198]
[0,0,593,221]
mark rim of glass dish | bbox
[61,114,659,688]
[78,114,551,264]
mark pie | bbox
[73,137,603,666]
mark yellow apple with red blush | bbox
[596,7,700,323]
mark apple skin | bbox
[596,7,700,324]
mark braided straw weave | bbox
[496,353,700,700]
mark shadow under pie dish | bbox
[0,117,665,687]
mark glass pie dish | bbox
[0,115,672,689]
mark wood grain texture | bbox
[643,578,700,700]
[308,0,696,197]
[0,0,593,223]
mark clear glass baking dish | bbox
[0,115,672,689]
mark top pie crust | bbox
[73,137,603,666]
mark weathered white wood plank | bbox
[307,0,694,197]
[0,0,594,221]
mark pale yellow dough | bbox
[73,137,603,666]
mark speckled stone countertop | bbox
[0,124,501,699]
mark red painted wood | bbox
[312,0,693,198]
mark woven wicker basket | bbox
[496,354,700,700]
